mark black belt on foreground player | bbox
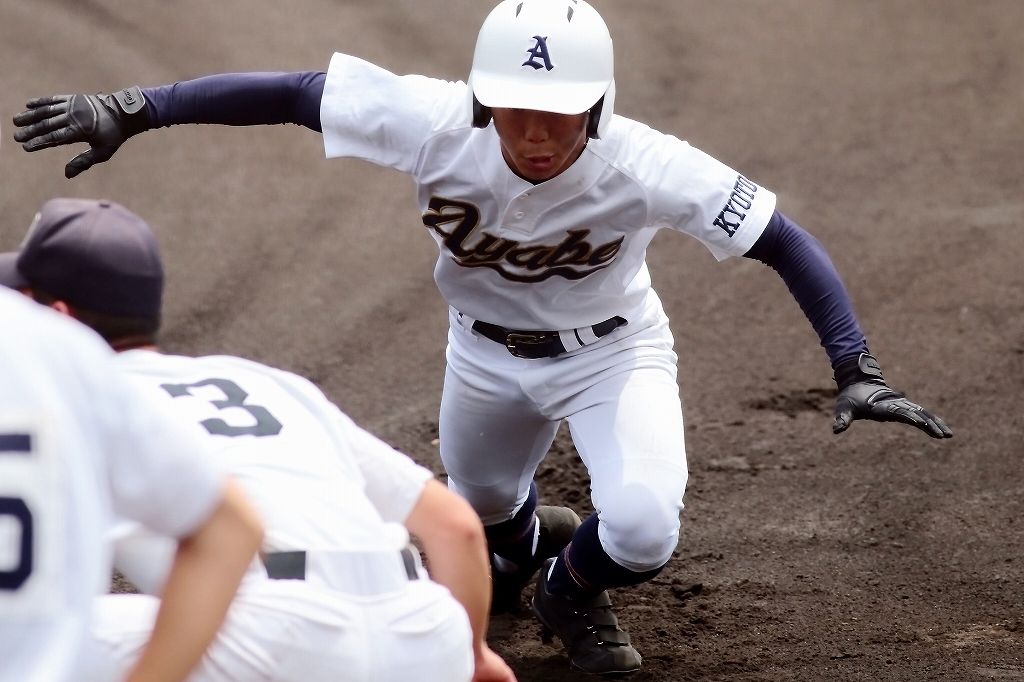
[472,316,627,359]
[263,547,421,595]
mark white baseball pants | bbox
[83,575,473,682]
[441,291,689,572]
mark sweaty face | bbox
[492,108,589,183]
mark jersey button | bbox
[514,211,525,219]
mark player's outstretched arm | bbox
[124,481,263,682]
[744,211,952,439]
[405,480,518,682]
[13,72,325,178]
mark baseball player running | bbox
[12,0,952,675]
[0,273,262,682]
[0,197,516,682]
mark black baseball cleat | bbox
[532,557,642,677]
[490,506,582,615]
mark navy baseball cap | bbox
[0,198,164,317]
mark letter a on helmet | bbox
[468,0,616,138]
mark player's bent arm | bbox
[123,480,263,682]
[12,72,325,177]
[405,480,517,682]
[744,211,952,439]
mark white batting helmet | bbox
[468,0,616,139]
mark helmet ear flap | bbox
[586,96,604,139]
[472,95,493,128]
[589,79,616,139]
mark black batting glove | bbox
[12,87,150,178]
[832,353,952,439]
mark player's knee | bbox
[597,491,680,571]
[445,477,520,526]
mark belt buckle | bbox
[505,332,550,359]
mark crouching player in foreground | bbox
[0,259,262,682]
[0,197,516,682]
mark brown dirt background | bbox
[3,0,1024,679]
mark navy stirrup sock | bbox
[546,514,665,599]
[484,482,538,570]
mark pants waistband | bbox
[459,312,627,359]
[262,547,421,596]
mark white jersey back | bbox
[320,54,777,330]
[0,289,223,682]
[113,351,433,580]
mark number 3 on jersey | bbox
[160,378,283,437]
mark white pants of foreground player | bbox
[442,290,688,572]
[85,576,474,682]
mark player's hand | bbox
[472,647,517,682]
[12,88,150,178]
[832,353,952,439]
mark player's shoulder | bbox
[115,349,205,377]
[326,52,471,131]
[201,354,322,392]
[0,284,38,320]
[328,52,468,94]
[117,351,280,381]
[589,115,693,166]
[117,350,330,403]
[1,288,101,345]
[588,115,727,193]
[0,288,114,368]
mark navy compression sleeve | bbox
[142,71,326,132]
[743,211,868,368]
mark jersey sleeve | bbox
[319,53,470,174]
[258,363,435,524]
[97,379,225,539]
[620,120,777,261]
[331,408,433,524]
[109,520,179,595]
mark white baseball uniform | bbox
[319,54,777,569]
[86,350,474,682]
[0,288,224,682]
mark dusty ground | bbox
[3,0,1024,679]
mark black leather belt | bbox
[472,316,627,359]
[263,548,421,581]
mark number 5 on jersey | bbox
[0,413,65,617]
[160,378,283,437]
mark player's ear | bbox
[48,300,74,318]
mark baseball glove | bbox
[12,87,149,178]
[832,353,952,439]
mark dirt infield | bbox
[3,0,1024,679]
